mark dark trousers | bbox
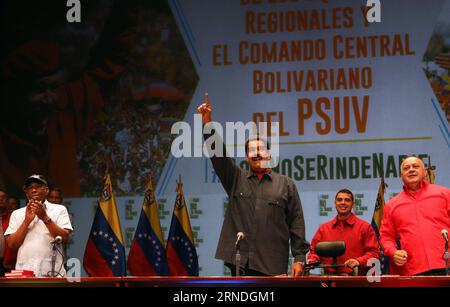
[225,263,269,276]
[0,258,5,277]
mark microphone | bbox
[49,235,62,277]
[304,260,321,269]
[442,229,449,243]
[51,236,62,244]
[442,229,450,276]
[235,232,244,277]
[235,232,244,247]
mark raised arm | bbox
[197,93,239,196]
[5,206,36,250]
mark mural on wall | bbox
[0,0,197,198]
[423,0,450,123]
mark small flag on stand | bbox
[426,155,436,184]
[166,175,199,276]
[83,173,126,276]
[371,177,390,275]
[127,175,168,275]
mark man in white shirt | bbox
[5,174,73,277]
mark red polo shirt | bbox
[308,213,380,275]
[380,180,450,276]
[2,211,17,270]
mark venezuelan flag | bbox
[83,174,126,276]
[426,155,436,184]
[371,177,390,274]
[166,176,199,276]
[371,177,387,238]
[127,176,168,275]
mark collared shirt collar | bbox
[402,179,428,195]
[332,213,356,227]
[247,168,273,180]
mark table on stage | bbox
[1,276,449,287]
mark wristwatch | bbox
[43,216,52,225]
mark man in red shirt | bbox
[0,189,17,276]
[307,189,380,275]
[380,156,450,276]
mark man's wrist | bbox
[42,216,52,225]
[294,255,306,263]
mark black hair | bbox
[48,186,62,193]
[335,188,354,202]
[7,196,21,209]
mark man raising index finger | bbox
[198,93,310,277]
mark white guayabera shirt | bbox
[4,200,73,277]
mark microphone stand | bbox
[444,240,450,276]
[51,241,58,277]
[235,242,241,277]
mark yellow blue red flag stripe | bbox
[83,174,126,276]
[128,176,168,275]
[166,176,199,276]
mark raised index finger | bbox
[205,92,210,107]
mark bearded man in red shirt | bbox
[380,156,450,276]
